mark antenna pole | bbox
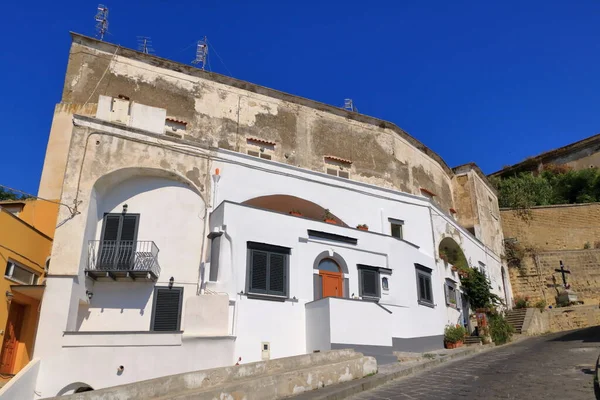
[95,4,109,41]
[192,36,209,70]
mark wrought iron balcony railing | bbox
[86,240,161,281]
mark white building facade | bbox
[21,34,511,397]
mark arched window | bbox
[318,259,340,273]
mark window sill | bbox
[418,300,435,308]
[245,292,290,302]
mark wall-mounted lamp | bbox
[169,277,174,289]
[86,290,93,301]
[212,168,221,184]
[5,291,13,304]
[122,204,128,214]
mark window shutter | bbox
[102,215,121,241]
[250,250,268,292]
[269,253,286,294]
[424,276,432,301]
[313,274,322,301]
[151,287,183,331]
[120,215,138,241]
[362,269,379,297]
[444,284,449,304]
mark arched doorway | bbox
[318,259,343,298]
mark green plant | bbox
[488,312,515,345]
[459,268,501,309]
[444,324,467,344]
[422,353,437,359]
[357,224,369,229]
[514,296,529,309]
[584,242,591,249]
[323,209,334,221]
[534,299,546,312]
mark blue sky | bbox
[1,0,600,195]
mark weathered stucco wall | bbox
[38,33,503,257]
[525,305,600,334]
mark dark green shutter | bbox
[269,253,286,294]
[361,269,379,298]
[250,250,268,292]
[151,287,183,331]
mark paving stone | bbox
[345,326,600,400]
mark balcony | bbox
[86,240,161,281]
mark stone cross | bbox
[554,260,571,288]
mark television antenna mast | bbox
[192,36,209,70]
[137,36,154,55]
[95,4,109,41]
[344,99,357,112]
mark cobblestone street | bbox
[349,326,600,400]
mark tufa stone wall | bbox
[525,305,600,334]
[502,204,600,306]
[510,250,600,306]
[501,203,600,251]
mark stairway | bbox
[464,336,482,346]
[505,308,528,333]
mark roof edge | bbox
[452,162,498,195]
[69,32,458,177]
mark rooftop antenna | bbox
[192,36,209,70]
[95,4,109,41]
[137,36,154,55]
[344,99,357,112]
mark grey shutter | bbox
[269,253,286,295]
[444,284,449,304]
[250,250,268,292]
[361,269,379,298]
[117,215,138,270]
[102,215,121,241]
[209,237,221,282]
[120,215,138,241]
[151,287,183,331]
[424,276,432,302]
[343,278,349,298]
[313,274,322,301]
[99,215,120,268]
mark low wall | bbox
[524,305,600,335]
[46,349,377,400]
[0,358,40,400]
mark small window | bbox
[150,287,183,331]
[444,280,458,308]
[359,266,380,300]
[382,277,389,291]
[5,261,38,285]
[389,218,404,239]
[248,150,260,157]
[478,262,487,279]
[415,264,434,307]
[325,168,350,179]
[247,242,290,298]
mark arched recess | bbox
[242,194,347,226]
[438,237,468,269]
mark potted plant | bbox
[323,209,337,224]
[439,249,448,263]
[357,224,369,231]
[444,324,466,349]
[451,265,458,272]
[289,209,302,217]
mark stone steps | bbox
[505,308,528,334]
[464,336,482,346]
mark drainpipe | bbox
[198,168,220,295]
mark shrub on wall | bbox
[492,166,600,209]
[459,268,501,309]
[489,313,515,345]
[514,296,529,309]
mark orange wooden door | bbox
[321,272,343,298]
[0,303,25,374]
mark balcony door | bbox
[318,259,343,298]
[99,213,139,270]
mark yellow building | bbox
[0,199,56,376]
